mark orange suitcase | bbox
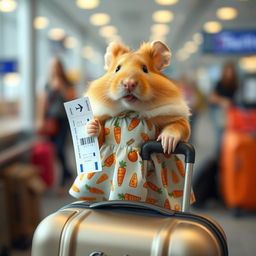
[220,131,256,212]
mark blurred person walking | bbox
[208,61,239,155]
[35,58,76,194]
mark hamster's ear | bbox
[104,42,129,70]
[151,41,171,70]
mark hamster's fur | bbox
[86,41,190,153]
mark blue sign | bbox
[203,30,256,54]
[0,60,18,74]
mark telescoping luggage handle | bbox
[90,141,195,213]
[140,141,195,212]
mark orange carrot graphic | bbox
[174,204,180,211]
[161,163,168,187]
[103,153,116,167]
[164,199,171,209]
[143,182,148,188]
[71,184,80,193]
[146,120,153,131]
[164,153,172,158]
[128,118,140,131]
[85,185,104,194]
[117,161,126,186]
[129,173,138,188]
[147,169,154,177]
[110,180,114,191]
[79,174,85,181]
[141,133,149,142]
[175,156,185,177]
[171,169,179,184]
[146,198,158,204]
[96,173,108,184]
[104,127,110,135]
[114,121,121,144]
[128,150,138,162]
[118,193,141,201]
[190,192,195,202]
[156,155,161,164]
[169,190,183,198]
[87,172,95,179]
[147,182,162,194]
[79,197,97,201]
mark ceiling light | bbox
[155,0,178,5]
[3,72,20,86]
[152,10,173,23]
[151,24,169,35]
[176,50,189,61]
[239,56,256,73]
[82,46,95,59]
[204,21,222,33]
[217,7,237,20]
[33,16,49,30]
[184,41,198,53]
[90,13,110,26]
[64,37,77,48]
[193,33,203,45]
[0,0,17,12]
[99,25,117,37]
[76,0,99,9]
[48,28,65,41]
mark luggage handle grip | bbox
[90,200,175,216]
[140,141,195,163]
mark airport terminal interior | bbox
[1,0,256,255]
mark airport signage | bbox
[0,60,18,74]
[203,30,256,54]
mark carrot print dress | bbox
[69,112,194,210]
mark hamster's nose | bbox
[123,79,138,92]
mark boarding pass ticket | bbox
[64,97,102,175]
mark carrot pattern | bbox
[96,173,108,184]
[104,127,110,135]
[71,185,80,193]
[169,190,183,198]
[114,121,121,144]
[161,163,168,187]
[117,161,126,186]
[164,199,171,209]
[85,185,104,194]
[118,193,141,201]
[147,182,162,194]
[175,156,185,177]
[146,198,158,204]
[128,118,140,131]
[129,173,138,188]
[103,153,116,167]
[87,172,96,180]
[79,174,85,181]
[110,180,114,191]
[127,150,138,162]
[171,169,179,184]
[174,204,180,211]
[145,120,153,131]
[141,133,149,142]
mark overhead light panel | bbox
[184,41,198,53]
[3,73,20,86]
[48,28,65,41]
[155,0,178,5]
[82,46,95,59]
[239,56,256,73]
[193,33,203,45]
[90,13,110,26]
[204,21,222,33]
[153,10,173,23]
[216,7,237,20]
[34,16,49,30]
[151,24,169,35]
[99,25,117,37]
[0,0,17,12]
[76,0,99,10]
[64,37,77,48]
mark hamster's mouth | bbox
[123,94,138,102]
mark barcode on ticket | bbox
[80,137,95,145]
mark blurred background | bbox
[0,0,256,255]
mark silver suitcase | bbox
[32,142,228,256]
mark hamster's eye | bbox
[142,65,148,73]
[115,65,121,73]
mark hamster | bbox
[69,41,194,210]
[86,41,190,153]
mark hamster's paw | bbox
[157,131,181,154]
[87,120,101,137]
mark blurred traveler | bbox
[179,75,206,144]
[36,58,76,194]
[208,61,239,155]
